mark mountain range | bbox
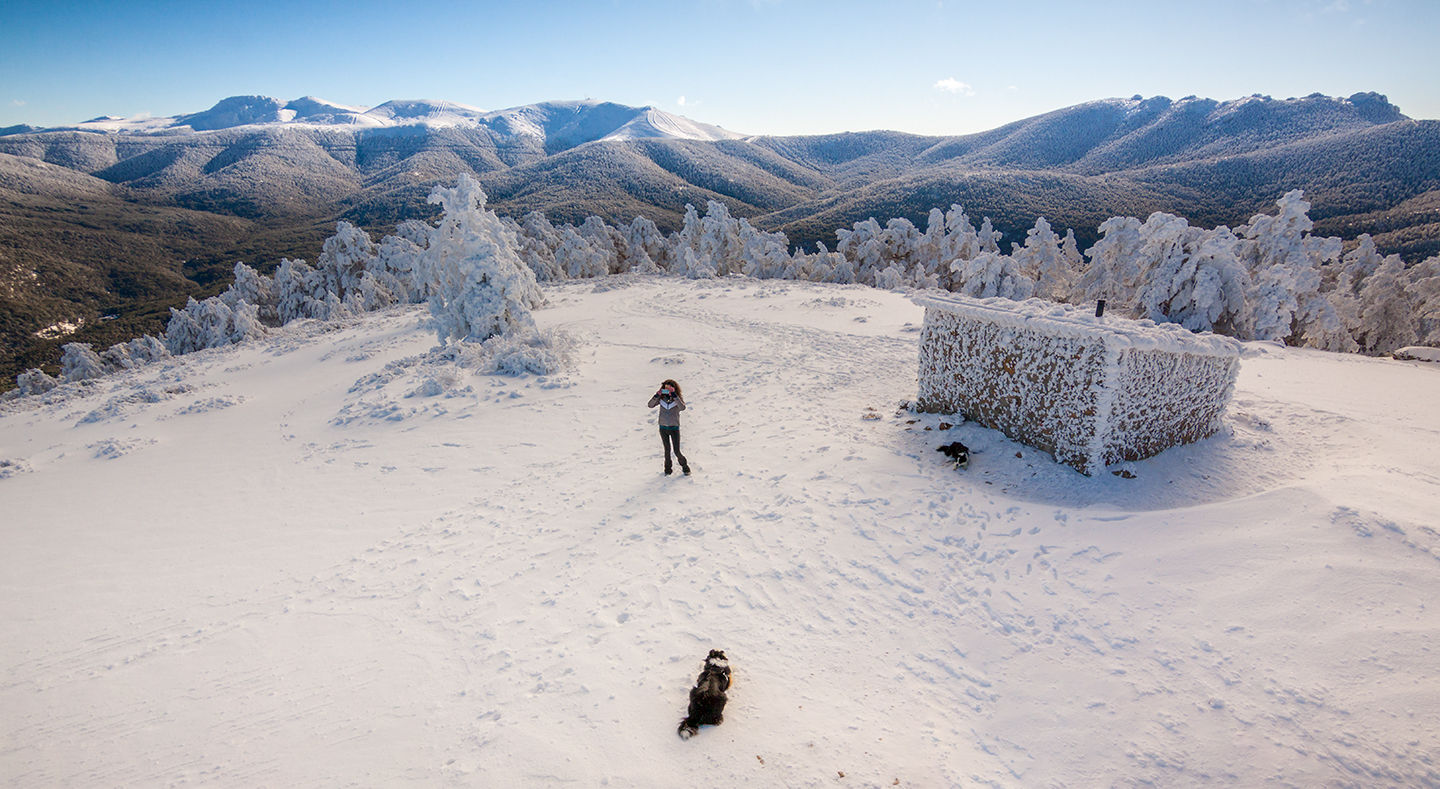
[1,92,1438,384]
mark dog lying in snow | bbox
[678,649,731,740]
[937,441,970,469]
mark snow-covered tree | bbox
[1356,255,1418,354]
[14,368,58,395]
[512,211,564,282]
[125,335,170,364]
[1240,190,1325,343]
[60,342,106,382]
[836,218,886,286]
[555,225,609,279]
[164,296,266,355]
[1077,216,1145,311]
[1407,255,1440,345]
[579,215,622,274]
[672,204,703,266]
[1133,213,1199,322]
[376,227,430,301]
[420,175,543,343]
[224,262,278,324]
[952,252,1036,300]
[163,304,203,355]
[99,342,135,372]
[273,258,331,324]
[976,217,1003,255]
[1012,217,1075,302]
[739,219,792,279]
[625,215,667,273]
[1137,225,1251,334]
[672,245,717,279]
[699,201,743,275]
[879,218,924,284]
[315,220,379,298]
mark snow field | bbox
[2,277,1438,786]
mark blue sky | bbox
[2,0,1436,136]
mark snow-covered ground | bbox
[2,277,1437,786]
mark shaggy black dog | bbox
[937,441,970,469]
[677,649,731,740]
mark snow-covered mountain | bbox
[66,95,746,144]
[3,277,1438,784]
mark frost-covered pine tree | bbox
[579,215,622,274]
[1137,225,1251,334]
[1076,216,1145,312]
[194,297,236,350]
[376,226,430,301]
[699,201,743,276]
[228,299,265,344]
[59,342,106,382]
[625,215,667,274]
[1240,190,1325,343]
[1011,217,1075,303]
[15,368,59,395]
[1356,255,1418,354]
[944,205,981,262]
[739,219,792,279]
[224,262,279,324]
[163,302,204,355]
[976,217,1003,255]
[420,175,543,343]
[918,209,948,286]
[672,245,717,279]
[1134,213,1199,323]
[99,342,135,372]
[125,335,170,364]
[879,218,924,285]
[316,221,379,299]
[671,204,703,268]
[555,225,609,279]
[1060,229,1085,280]
[874,263,908,291]
[836,218,885,286]
[1292,234,1352,352]
[273,258,329,324]
[513,212,564,282]
[821,242,856,284]
[1407,255,1440,345]
[952,252,1036,300]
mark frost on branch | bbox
[916,294,1240,475]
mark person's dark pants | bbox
[660,427,688,471]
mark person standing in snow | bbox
[648,379,690,475]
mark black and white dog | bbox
[937,441,970,469]
[677,649,731,740]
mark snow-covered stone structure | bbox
[916,294,1241,474]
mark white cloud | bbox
[934,78,975,96]
[677,95,686,107]
[11,99,25,107]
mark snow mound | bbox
[1394,346,1440,363]
[87,437,156,460]
[0,457,32,478]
